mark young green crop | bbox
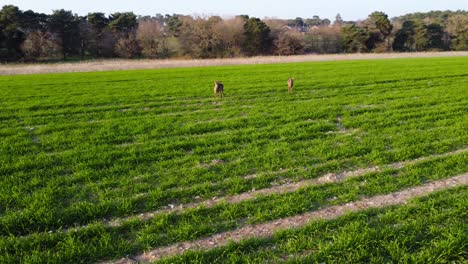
[0,147,466,263]
[158,185,468,263]
[0,56,467,263]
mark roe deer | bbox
[287,78,294,94]
[214,81,224,97]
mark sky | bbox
[2,0,468,21]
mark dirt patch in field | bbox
[199,159,225,168]
[116,173,467,263]
[243,168,289,180]
[115,142,143,148]
[2,52,467,76]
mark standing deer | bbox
[287,77,294,94]
[214,81,224,98]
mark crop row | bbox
[0,151,466,263]
[159,185,468,263]
[0,57,466,263]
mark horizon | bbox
[2,0,468,21]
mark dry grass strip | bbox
[2,52,468,76]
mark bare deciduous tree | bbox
[274,30,305,55]
[447,15,468,50]
[305,26,343,54]
[264,18,288,40]
[178,16,210,58]
[179,16,242,58]
[136,20,169,58]
[115,33,141,58]
[21,31,62,60]
[211,17,245,57]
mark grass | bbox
[159,185,468,263]
[0,56,467,263]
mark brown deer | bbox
[287,78,294,94]
[214,81,224,98]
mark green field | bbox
[0,57,467,263]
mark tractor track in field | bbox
[103,147,468,227]
[25,147,465,238]
[105,173,468,263]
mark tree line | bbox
[0,5,467,62]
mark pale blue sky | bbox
[2,0,467,20]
